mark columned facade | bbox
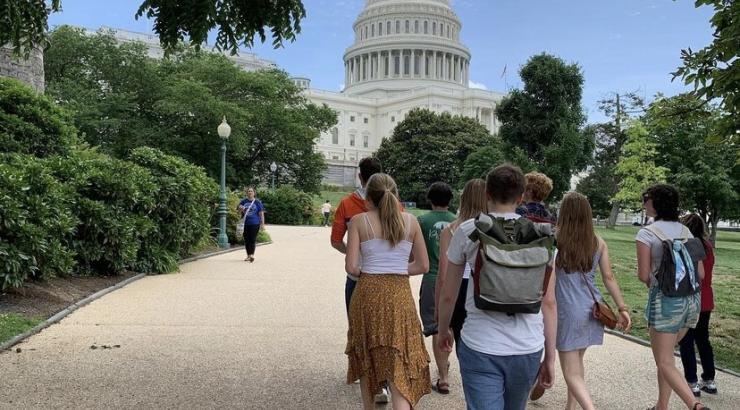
[304,0,505,186]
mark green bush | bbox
[257,230,271,243]
[128,147,219,272]
[0,154,77,289]
[0,78,76,157]
[47,149,158,275]
[259,186,314,225]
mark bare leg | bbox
[432,334,450,385]
[359,377,374,410]
[388,382,411,410]
[559,349,596,410]
[650,328,702,409]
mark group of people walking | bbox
[327,157,718,410]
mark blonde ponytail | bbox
[366,174,405,246]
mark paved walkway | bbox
[1,225,738,409]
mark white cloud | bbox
[468,80,488,90]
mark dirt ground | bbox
[0,272,138,319]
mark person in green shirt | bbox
[417,181,457,394]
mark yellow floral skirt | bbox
[346,274,431,405]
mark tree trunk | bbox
[0,45,45,93]
[606,203,620,229]
[709,213,719,245]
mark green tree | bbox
[613,121,668,212]
[673,0,739,144]
[461,142,506,184]
[644,94,738,242]
[576,92,644,225]
[375,108,493,206]
[496,53,594,199]
[1,0,304,55]
[44,27,335,193]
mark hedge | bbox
[0,78,76,157]
[259,186,314,225]
[0,154,77,289]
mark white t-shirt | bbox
[446,212,545,356]
[636,220,693,286]
[321,203,332,213]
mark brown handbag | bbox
[581,273,618,329]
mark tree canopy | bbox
[496,53,594,200]
[1,0,305,55]
[374,108,495,207]
[44,26,335,192]
[643,94,738,241]
[673,0,739,143]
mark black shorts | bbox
[419,276,438,337]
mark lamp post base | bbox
[217,233,230,249]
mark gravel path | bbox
[1,225,737,409]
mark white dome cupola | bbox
[343,0,471,96]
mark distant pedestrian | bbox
[637,184,710,410]
[554,192,631,410]
[417,182,456,394]
[679,213,718,398]
[322,200,332,226]
[345,173,431,409]
[238,187,265,263]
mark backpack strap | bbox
[644,224,671,242]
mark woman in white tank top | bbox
[344,173,431,410]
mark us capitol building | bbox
[302,0,505,186]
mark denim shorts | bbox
[457,340,541,410]
[645,285,700,333]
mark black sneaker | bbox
[700,379,717,394]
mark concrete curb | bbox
[0,241,273,353]
[605,328,740,378]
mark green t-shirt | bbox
[418,210,456,279]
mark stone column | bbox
[411,49,416,78]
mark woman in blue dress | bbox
[555,192,631,410]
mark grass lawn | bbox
[314,190,430,218]
[595,226,740,372]
[0,314,41,345]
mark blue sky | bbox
[49,0,715,123]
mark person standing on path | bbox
[437,164,558,410]
[417,182,457,395]
[637,184,709,410]
[238,187,265,263]
[330,157,390,403]
[679,213,718,398]
[322,200,332,227]
[437,179,487,350]
[554,192,631,410]
[345,173,431,410]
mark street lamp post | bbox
[217,117,231,249]
[270,161,277,190]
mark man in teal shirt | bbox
[417,181,456,394]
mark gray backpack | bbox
[468,214,555,314]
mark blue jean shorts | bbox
[457,340,541,410]
[645,285,700,333]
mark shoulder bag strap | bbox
[581,272,600,305]
[645,224,670,242]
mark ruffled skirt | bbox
[346,274,431,405]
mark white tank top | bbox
[359,213,413,275]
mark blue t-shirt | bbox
[238,198,264,226]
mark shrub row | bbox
[0,79,218,289]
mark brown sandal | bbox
[434,379,450,395]
[693,403,710,410]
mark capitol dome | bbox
[342,0,471,96]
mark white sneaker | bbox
[374,387,389,403]
[700,379,717,394]
[689,382,701,397]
